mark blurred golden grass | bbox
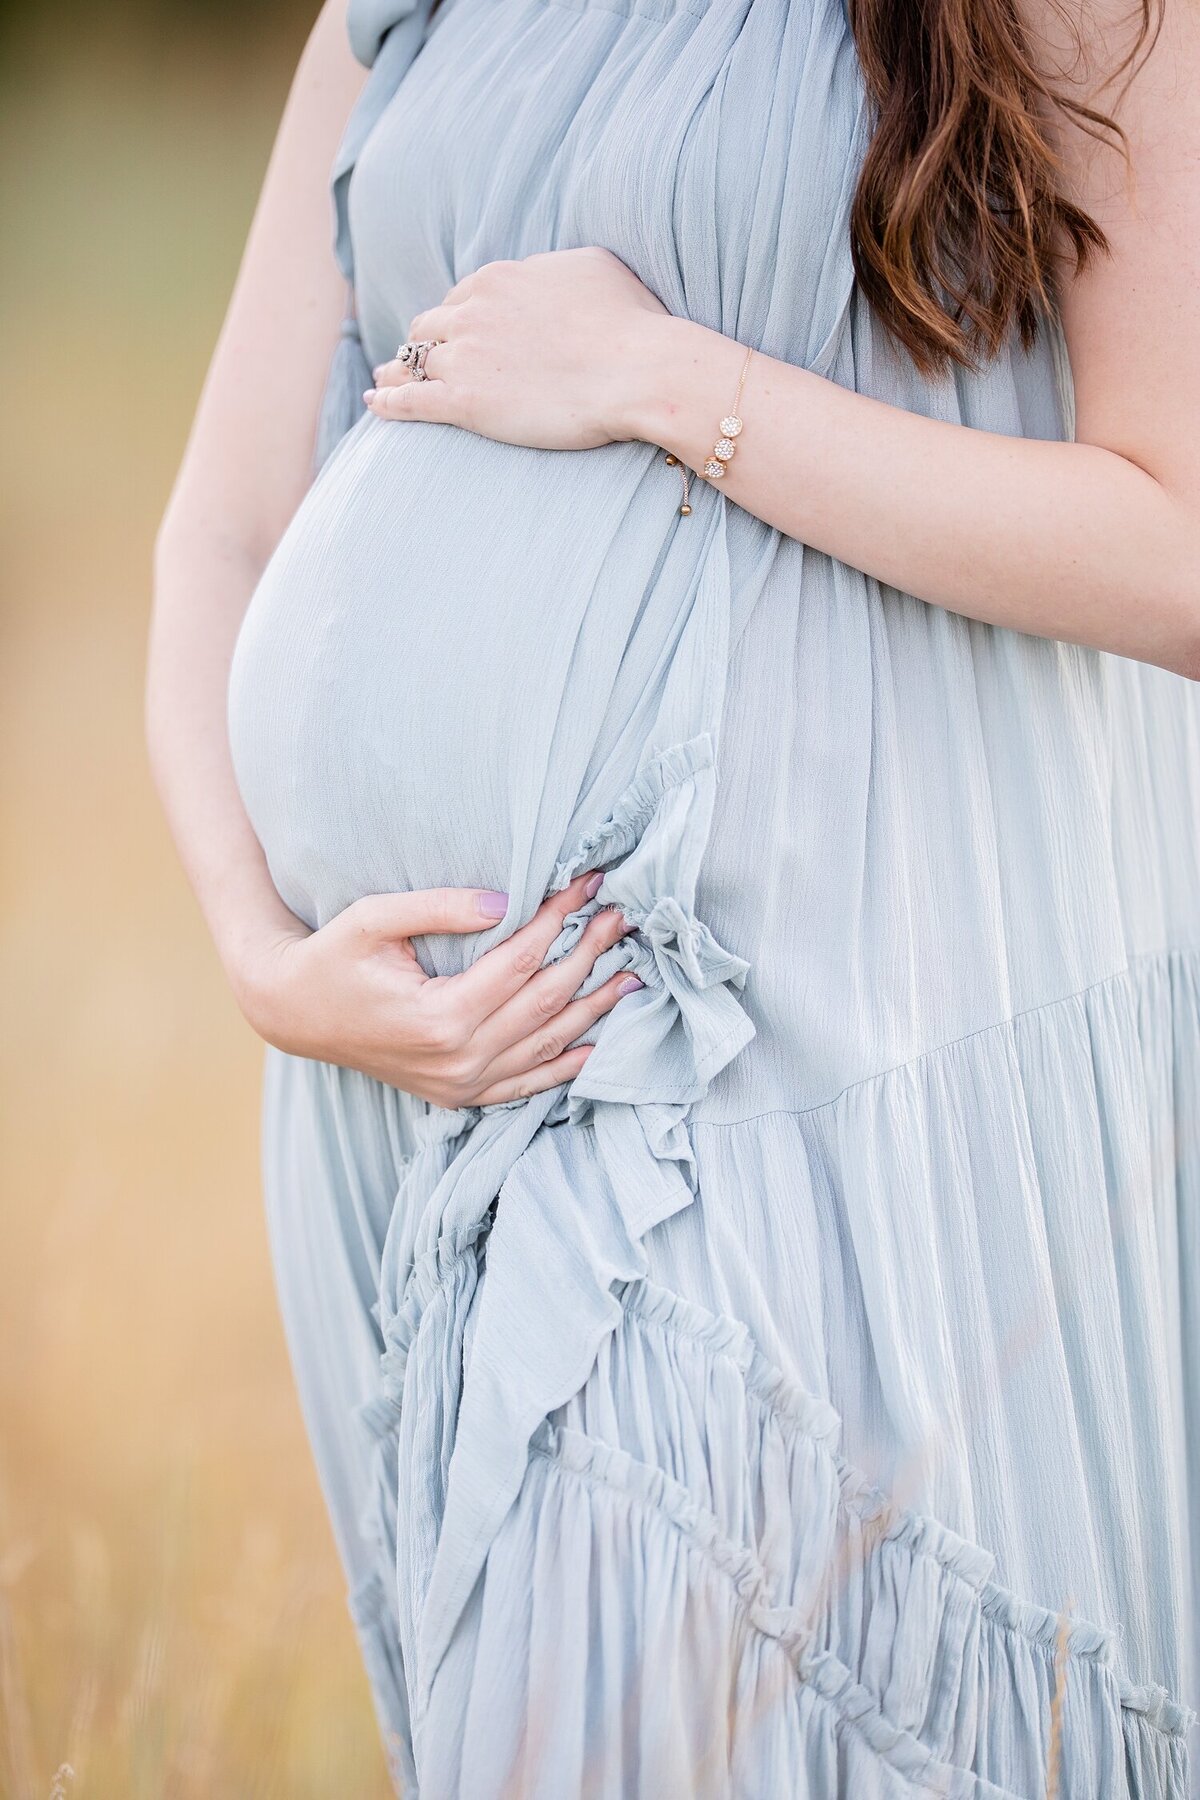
[0,24,393,1796]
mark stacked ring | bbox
[396,338,440,381]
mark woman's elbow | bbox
[1162,547,1200,681]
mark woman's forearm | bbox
[631,315,1200,678]
[145,0,367,1011]
[146,521,306,1011]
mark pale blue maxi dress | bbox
[226,0,1200,1791]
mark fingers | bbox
[453,871,606,1020]
[470,901,632,1059]
[440,266,489,305]
[368,357,414,390]
[439,260,518,308]
[471,1043,595,1110]
[363,375,452,421]
[343,886,510,941]
[478,965,643,1087]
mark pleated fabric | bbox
[226,0,1199,1790]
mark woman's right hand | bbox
[234,870,641,1108]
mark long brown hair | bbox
[846,0,1161,371]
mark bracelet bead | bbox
[662,344,754,513]
[701,348,753,485]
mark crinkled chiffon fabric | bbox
[225,0,1200,1792]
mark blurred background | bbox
[0,4,394,1793]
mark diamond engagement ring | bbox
[397,338,440,381]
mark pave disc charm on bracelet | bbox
[662,340,755,518]
[703,345,754,480]
[663,342,755,516]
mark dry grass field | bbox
[0,21,394,1796]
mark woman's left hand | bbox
[364,246,671,450]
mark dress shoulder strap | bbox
[315,0,439,472]
[333,0,440,282]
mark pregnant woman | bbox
[148,0,1199,1791]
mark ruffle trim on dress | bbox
[353,1220,1191,1797]
[355,1225,485,1439]
[550,737,718,891]
[429,1400,1145,1797]
[558,734,754,1111]
[524,1421,1019,1798]
[543,1288,1192,1798]
[352,1223,486,1778]
[536,1275,1192,1797]
[565,1279,1108,1641]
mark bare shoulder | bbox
[313,0,358,62]
[1015,0,1199,481]
[160,0,368,558]
[292,0,364,115]
[1021,0,1196,190]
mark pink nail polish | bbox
[363,388,376,403]
[584,872,603,899]
[476,890,509,918]
[617,976,644,996]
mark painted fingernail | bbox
[617,976,644,996]
[362,388,376,403]
[477,890,509,918]
[584,872,603,899]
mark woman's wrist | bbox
[615,312,754,465]
[212,896,310,1038]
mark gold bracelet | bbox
[665,342,754,517]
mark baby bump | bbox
[228,415,687,937]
